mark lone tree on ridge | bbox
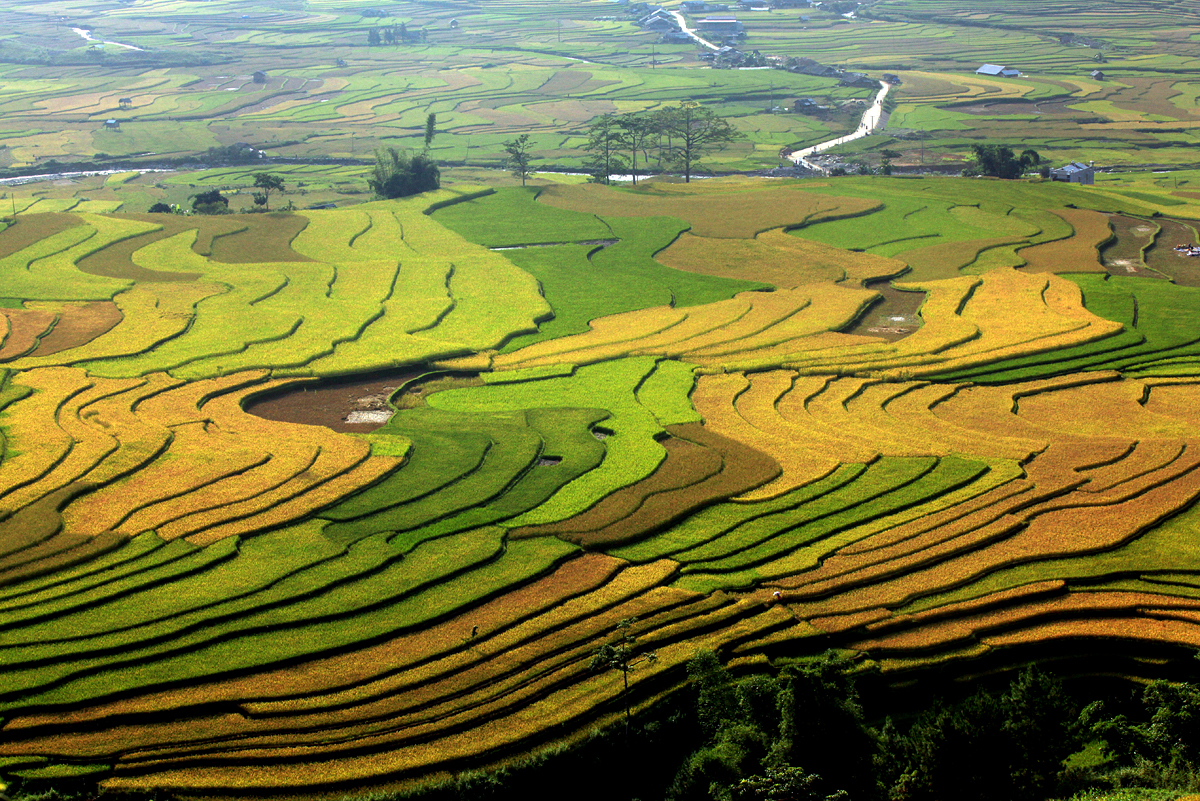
[589,618,657,737]
[503,134,536,186]
[251,172,284,211]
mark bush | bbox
[368,147,440,198]
[190,189,228,214]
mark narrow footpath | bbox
[788,80,891,173]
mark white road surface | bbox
[668,9,719,50]
[72,27,144,51]
[788,80,891,173]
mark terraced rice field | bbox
[7,175,1200,795]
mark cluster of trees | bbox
[582,102,741,184]
[367,23,426,46]
[1079,679,1200,790]
[498,103,741,188]
[673,651,1200,801]
[669,652,872,801]
[150,173,287,215]
[964,144,1043,179]
[368,113,440,198]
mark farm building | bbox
[841,71,877,87]
[695,16,744,34]
[794,97,828,115]
[1050,161,1095,184]
[252,70,268,83]
[639,9,678,29]
[789,60,840,77]
[1091,69,1106,79]
[660,31,693,43]
[976,63,1020,77]
[681,0,707,12]
[883,73,900,84]
[102,118,120,130]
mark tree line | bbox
[367,22,426,46]
[501,102,741,187]
[668,652,1200,801]
[580,101,741,184]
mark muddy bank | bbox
[246,369,424,433]
[843,278,925,341]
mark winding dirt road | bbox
[788,80,891,173]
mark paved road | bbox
[788,80,892,173]
[668,9,719,50]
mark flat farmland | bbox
[2,0,1200,176]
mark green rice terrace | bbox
[8,0,1200,797]
[4,173,1200,794]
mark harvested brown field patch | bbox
[1144,218,1200,287]
[208,213,311,263]
[23,302,122,357]
[0,308,57,360]
[0,213,83,260]
[538,182,879,239]
[535,70,602,95]
[510,434,722,542]
[77,214,311,283]
[1101,214,1158,277]
[245,368,423,433]
[1111,77,1189,121]
[1019,209,1111,274]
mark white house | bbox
[1050,161,1095,185]
[976,63,1020,77]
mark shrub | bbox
[368,147,439,199]
[190,189,228,215]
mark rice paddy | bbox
[5,0,1200,793]
[0,172,1197,792]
